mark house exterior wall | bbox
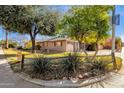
[37,40,67,52]
[66,41,74,52]
[66,41,80,52]
[47,40,66,52]
[37,40,80,52]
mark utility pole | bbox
[111,6,117,69]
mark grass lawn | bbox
[3,48,70,63]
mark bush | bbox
[60,53,81,78]
[25,41,32,49]
[17,46,23,50]
[36,45,41,50]
[107,57,122,70]
[9,44,15,48]
[32,55,52,76]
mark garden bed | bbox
[10,53,122,82]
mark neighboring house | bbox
[36,37,81,52]
[104,38,122,52]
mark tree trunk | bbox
[79,41,89,60]
[29,30,36,53]
[91,36,99,61]
[31,37,36,53]
[91,43,98,61]
[5,30,8,49]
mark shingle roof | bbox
[36,37,78,43]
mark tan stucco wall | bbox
[37,40,67,52]
[37,40,80,52]
[66,41,80,52]
[66,41,74,52]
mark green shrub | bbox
[17,46,23,50]
[32,55,52,75]
[25,41,32,49]
[9,44,15,48]
[36,45,41,50]
[60,53,81,78]
[107,57,122,70]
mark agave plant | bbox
[90,59,109,76]
[32,55,52,76]
[60,53,81,78]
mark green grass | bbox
[3,48,71,63]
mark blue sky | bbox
[0,5,124,42]
[115,5,124,42]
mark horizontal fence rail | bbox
[11,54,112,65]
[45,55,112,60]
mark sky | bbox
[115,5,124,42]
[0,5,124,42]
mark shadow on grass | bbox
[0,54,16,60]
[0,54,30,60]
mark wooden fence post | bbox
[21,54,25,70]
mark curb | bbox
[17,73,111,88]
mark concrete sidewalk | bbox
[85,47,124,88]
[0,48,42,88]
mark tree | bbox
[0,6,59,53]
[0,39,18,48]
[13,6,59,53]
[61,6,112,60]
[24,41,32,49]
[0,6,18,48]
[116,37,122,51]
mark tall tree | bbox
[0,6,17,48]
[61,6,112,60]
[13,6,59,53]
[0,6,59,53]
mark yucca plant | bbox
[32,55,52,76]
[90,60,109,76]
[60,53,81,78]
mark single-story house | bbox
[36,37,83,52]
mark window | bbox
[54,41,62,47]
